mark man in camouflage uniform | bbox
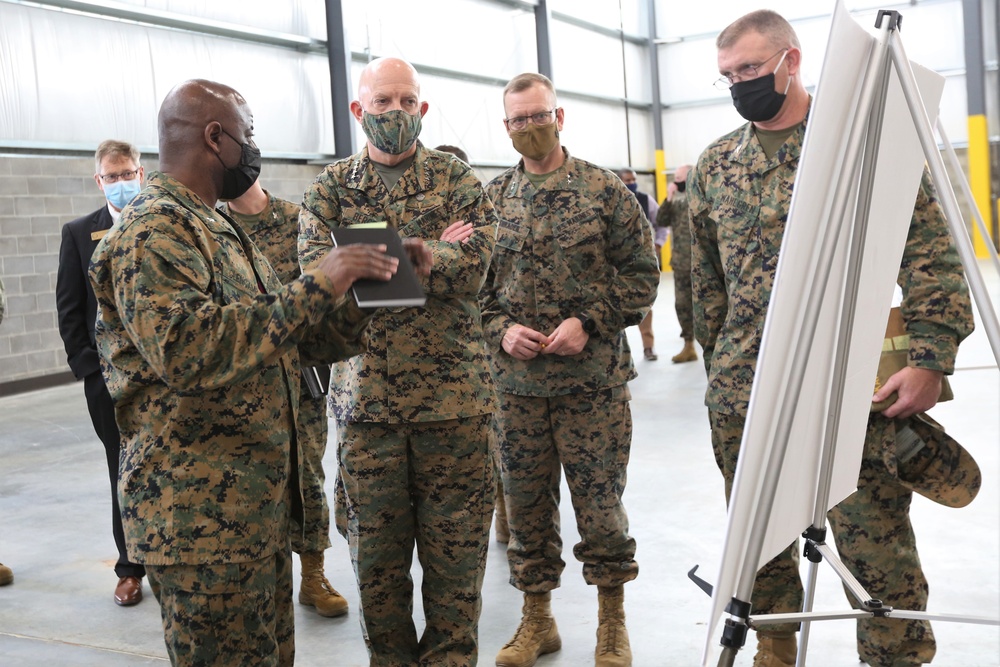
[226,177,349,619]
[689,11,974,667]
[298,57,497,667]
[90,79,407,666]
[655,164,698,363]
[482,72,659,667]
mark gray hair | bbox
[95,139,141,173]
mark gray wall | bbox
[0,155,325,393]
[0,146,975,393]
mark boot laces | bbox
[503,608,543,649]
[307,572,337,596]
[598,621,624,656]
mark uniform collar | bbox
[345,141,435,199]
[507,147,576,197]
[146,171,240,238]
[147,171,216,216]
[729,97,812,169]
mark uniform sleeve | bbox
[420,166,497,299]
[688,160,728,373]
[587,180,659,336]
[296,280,371,367]
[897,169,974,373]
[655,200,673,228]
[100,215,356,392]
[480,177,516,348]
[56,224,100,379]
[299,171,339,270]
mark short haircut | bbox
[503,72,556,102]
[95,139,141,173]
[435,144,469,164]
[716,9,800,51]
[617,168,636,179]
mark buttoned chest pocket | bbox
[496,219,528,252]
[553,211,603,250]
[401,195,449,239]
[553,212,605,282]
[212,246,260,306]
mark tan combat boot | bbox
[671,338,698,363]
[595,585,631,667]
[298,551,348,617]
[495,486,510,543]
[753,631,797,667]
[0,562,12,586]
[496,591,561,667]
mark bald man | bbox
[299,57,498,666]
[90,78,418,666]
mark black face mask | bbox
[216,129,262,200]
[730,73,787,123]
[675,181,687,193]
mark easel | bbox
[700,8,1000,667]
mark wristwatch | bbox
[576,314,597,335]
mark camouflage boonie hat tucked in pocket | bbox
[895,413,981,508]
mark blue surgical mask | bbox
[104,178,142,210]
[625,182,638,193]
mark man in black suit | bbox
[56,139,146,606]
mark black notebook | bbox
[330,225,426,308]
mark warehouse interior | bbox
[0,0,998,665]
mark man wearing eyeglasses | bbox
[56,139,147,607]
[482,72,659,667]
[689,10,973,667]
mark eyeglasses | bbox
[99,169,139,184]
[714,48,788,90]
[504,109,557,132]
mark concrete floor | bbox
[1,271,997,667]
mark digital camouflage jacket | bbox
[482,148,660,397]
[90,171,369,565]
[689,117,973,416]
[299,143,498,424]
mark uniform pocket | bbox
[554,211,602,249]
[496,218,528,252]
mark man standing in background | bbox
[656,164,698,364]
[226,177,350,619]
[56,139,146,607]
[617,167,661,362]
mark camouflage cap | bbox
[896,413,981,508]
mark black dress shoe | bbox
[114,576,143,606]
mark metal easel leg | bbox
[888,28,1000,364]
